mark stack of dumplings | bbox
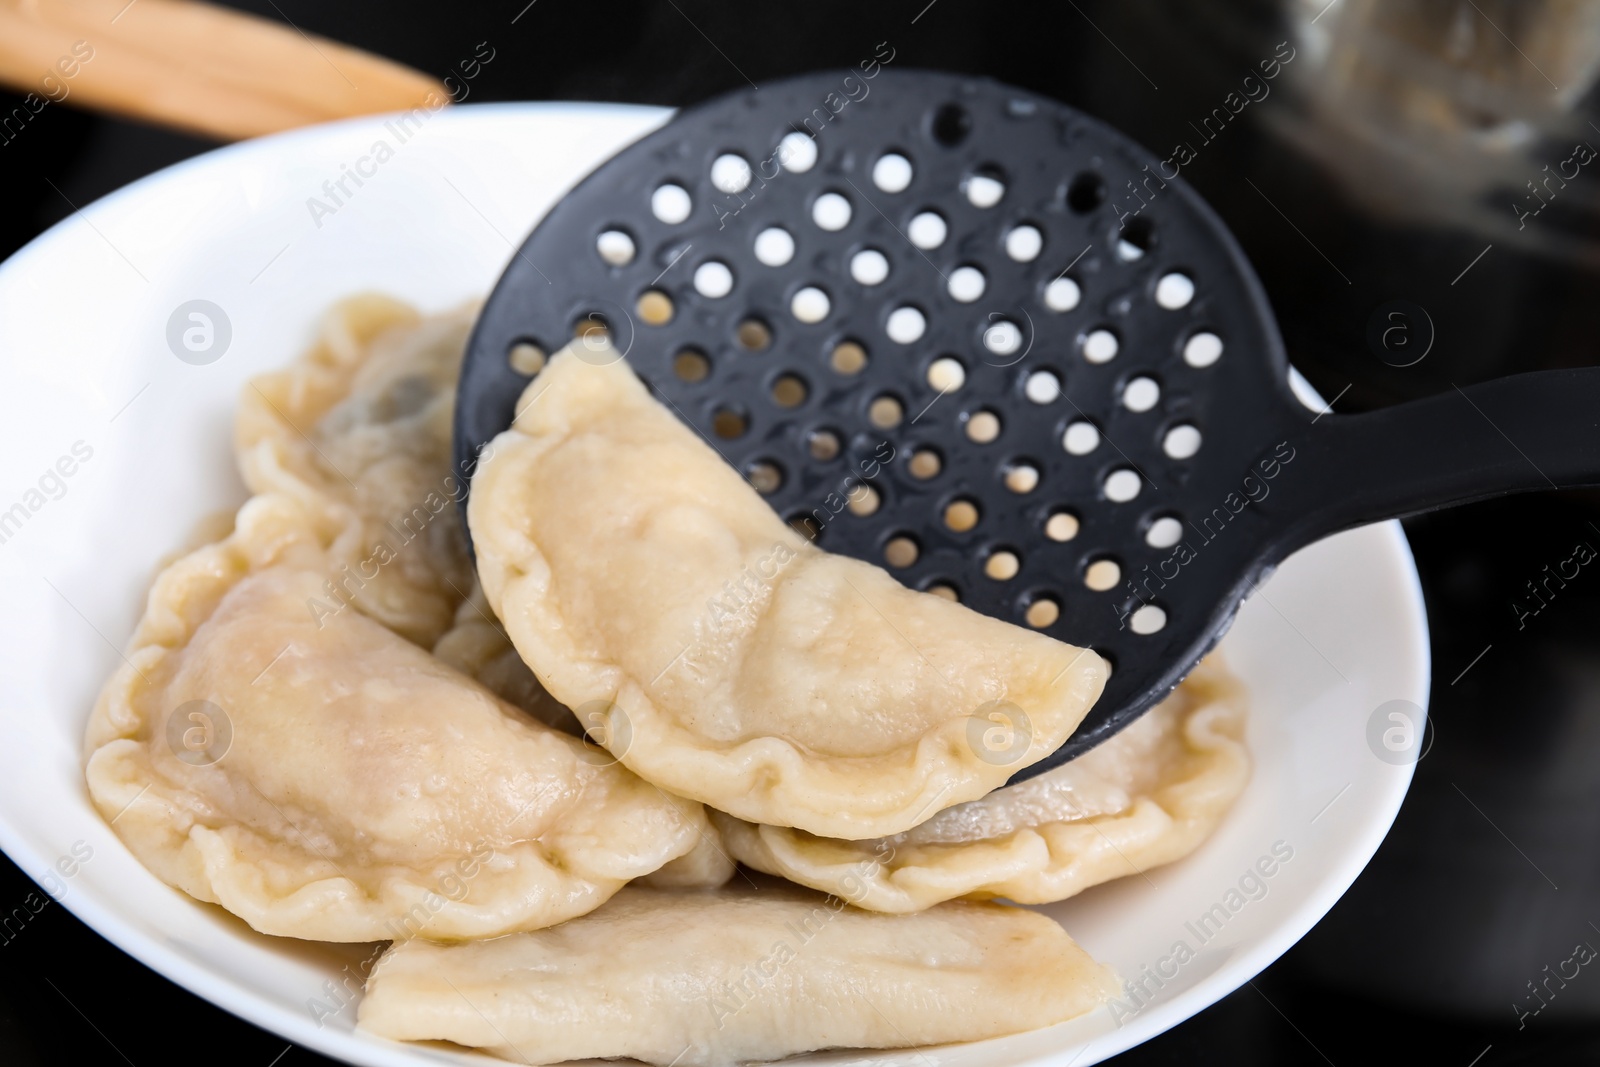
[84,297,1251,1066]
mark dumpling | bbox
[431,583,736,890]
[432,581,578,734]
[358,882,1115,1066]
[84,494,712,942]
[468,352,1109,840]
[238,294,568,718]
[235,296,477,646]
[432,582,736,889]
[635,830,738,890]
[712,657,1249,911]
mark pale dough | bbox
[430,585,736,890]
[84,494,711,941]
[636,831,738,890]
[235,296,477,647]
[357,882,1115,1066]
[714,657,1249,911]
[468,352,1109,840]
[431,581,577,734]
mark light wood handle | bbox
[0,0,449,141]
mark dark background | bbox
[4,1,1600,1064]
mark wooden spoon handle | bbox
[0,0,448,141]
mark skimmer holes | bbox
[754,227,795,267]
[712,408,748,439]
[908,211,948,249]
[948,266,986,303]
[872,153,914,193]
[944,499,980,532]
[1146,516,1184,549]
[1044,277,1081,312]
[1163,424,1202,459]
[1118,217,1155,261]
[673,349,709,382]
[1067,172,1105,213]
[965,410,1002,443]
[737,318,772,351]
[963,167,1006,208]
[984,320,1023,357]
[887,306,927,344]
[1130,605,1168,635]
[931,103,972,146]
[1004,463,1040,494]
[1184,332,1223,368]
[779,132,818,172]
[1084,558,1120,591]
[831,340,868,375]
[771,374,808,408]
[746,460,783,494]
[927,357,966,392]
[885,536,920,568]
[637,290,674,325]
[1083,329,1119,364]
[812,192,852,231]
[1045,510,1080,542]
[808,429,841,461]
[1026,597,1061,629]
[985,550,1021,580]
[1156,272,1195,309]
[710,154,752,193]
[694,262,733,299]
[1005,225,1043,262]
[1062,421,1100,456]
[792,287,831,323]
[596,230,635,266]
[651,183,691,224]
[1104,469,1142,503]
[849,485,881,516]
[908,449,942,479]
[507,340,546,376]
[1122,377,1160,413]
[851,249,890,285]
[869,395,904,428]
[1025,370,1060,404]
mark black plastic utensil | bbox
[455,70,1600,781]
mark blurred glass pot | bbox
[1271,0,1600,264]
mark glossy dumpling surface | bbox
[715,657,1250,911]
[432,581,578,735]
[469,352,1109,839]
[358,882,1115,1066]
[235,296,477,646]
[84,495,710,941]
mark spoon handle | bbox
[0,0,446,141]
[1273,367,1600,556]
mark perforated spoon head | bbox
[455,70,1310,780]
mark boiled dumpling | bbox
[84,494,712,941]
[431,584,734,889]
[238,295,568,723]
[433,584,736,890]
[432,581,578,734]
[358,882,1115,1066]
[714,657,1249,911]
[235,296,477,646]
[468,352,1109,840]
[635,830,738,890]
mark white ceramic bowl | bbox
[0,103,1429,1066]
